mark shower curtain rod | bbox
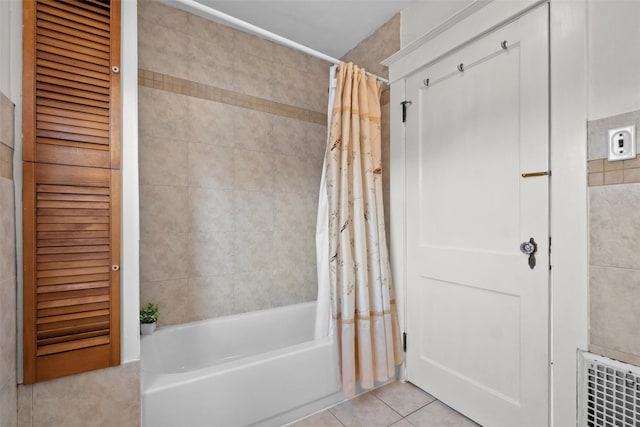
[163,0,390,85]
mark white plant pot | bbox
[141,322,156,335]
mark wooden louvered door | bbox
[22,0,121,384]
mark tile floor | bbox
[289,381,481,427]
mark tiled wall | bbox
[0,91,17,427]
[138,0,328,325]
[17,362,140,427]
[587,109,640,366]
[340,14,401,243]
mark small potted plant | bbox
[140,303,159,335]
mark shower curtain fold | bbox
[316,62,403,398]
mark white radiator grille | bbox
[579,351,640,427]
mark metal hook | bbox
[501,40,508,50]
[423,78,430,87]
[457,63,464,72]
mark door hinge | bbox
[401,101,412,123]
[403,332,407,352]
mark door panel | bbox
[405,5,549,427]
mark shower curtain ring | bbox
[457,63,464,72]
[501,40,508,50]
[423,78,430,87]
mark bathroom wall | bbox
[0,91,17,427]
[587,111,640,366]
[137,0,329,326]
[341,13,400,244]
[17,362,140,427]
[586,0,640,366]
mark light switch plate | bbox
[608,125,636,162]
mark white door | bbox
[404,5,549,427]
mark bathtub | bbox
[141,302,344,427]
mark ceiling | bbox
[185,0,416,58]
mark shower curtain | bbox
[316,62,403,398]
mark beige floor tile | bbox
[289,410,344,427]
[406,401,480,427]
[329,393,402,427]
[373,382,436,416]
[390,419,415,427]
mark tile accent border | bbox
[0,143,12,180]
[588,157,640,186]
[139,69,327,125]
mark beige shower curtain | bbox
[325,62,403,397]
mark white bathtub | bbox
[141,302,344,427]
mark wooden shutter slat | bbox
[37,90,109,109]
[36,32,110,59]
[37,19,109,47]
[60,0,110,17]
[37,294,109,309]
[38,230,110,240]
[37,273,110,286]
[37,328,110,346]
[37,192,109,202]
[37,5,110,34]
[36,200,110,209]
[38,258,109,270]
[38,303,110,318]
[38,105,109,124]
[37,51,109,75]
[36,322,110,340]
[37,130,109,146]
[37,27,110,53]
[37,184,110,195]
[37,253,110,263]
[37,266,110,278]
[37,81,109,102]
[36,245,110,255]
[36,41,109,68]
[37,237,110,247]
[37,336,110,356]
[37,287,109,300]
[36,308,110,324]
[37,98,109,118]
[38,216,109,224]
[37,118,110,136]
[37,115,110,133]
[40,0,111,24]
[37,73,110,94]
[36,207,109,216]
[37,60,110,85]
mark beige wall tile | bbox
[233,149,274,192]
[17,385,31,427]
[141,279,189,326]
[234,231,273,273]
[186,97,235,146]
[138,0,189,33]
[139,232,188,282]
[0,382,17,427]
[0,276,17,390]
[234,109,273,152]
[139,136,188,186]
[588,159,604,173]
[188,274,235,321]
[0,178,16,279]
[233,190,274,232]
[603,170,623,184]
[139,185,188,235]
[603,159,624,171]
[590,266,640,359]
[588,172,604,186]
[0,93,14,149]
[138,87,189,140]
[274,191,316,230]
[188,231,235,276]
[590,184,640,269]
[138,18,189,79]
[30,362,140,427]
[188,187,234,233]
[234,271,275,312]
[623,156,640,169]
[624,167,640,183]
[188,143,234,189]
